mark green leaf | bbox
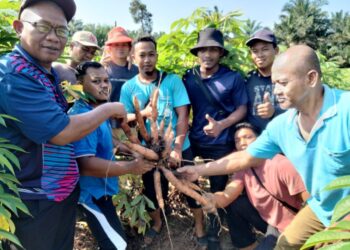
[0,148,20,169]
[130,208,138,227]
[319,242,350,250]
[301,231,350,249]
[329,221,350,231]
[0,154,15,175]
[130,195,142,206]
[0,229,23,248]
[331,196,350,224]
[143,195,155,210]
[0,144,26,153]
[324,176,350,191]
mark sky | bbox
[74,0,349,32]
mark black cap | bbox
[19,0,76,22]
[190,28,229,56]
[246,28,277,47]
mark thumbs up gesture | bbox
[256,92,275,119]
[203,114,223,137]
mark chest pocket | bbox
[321,146,350,175]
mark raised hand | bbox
[203,114,223,137]
[256,92,275,119]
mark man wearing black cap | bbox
[183,28,248,249]
[0,1,152,249]
[245,28,284,132]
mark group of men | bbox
[0,0,349,250]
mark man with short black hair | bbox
[183,27,248,249]
[245,28,284,132]
[0,1,151,249]
[53,30,100,84]
[70,61,153,250]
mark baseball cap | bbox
[19,0,76,22]
[105,27,133,46]
[72,31,100,49]
[246,28,277,47]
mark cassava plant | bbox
[0,115,30,249]
[301,176,350,249]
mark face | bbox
[132,41,157,76]
[250,41,278,71]
[70,42,97,63]
[197,47,223,71]
[14,2,68,70]
[108,42,131,62]
[234,128,257,151]
[82,67,111,102]
[272,62,310,110]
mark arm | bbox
[203,105,247,137]
[77,156,154,177]
[50,102,126,145]
[212,179,244,208]
[170,105,189,163]
[178,150,265,181]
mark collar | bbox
[14,44,57,78]
[287,84,337,131]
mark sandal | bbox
[143,227,161,246]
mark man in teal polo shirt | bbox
[178,44,350,249]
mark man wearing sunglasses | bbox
[53,30,100,85]
[0,1,148,249]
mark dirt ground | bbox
[73,191,236,250]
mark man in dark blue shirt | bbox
[183,27,247,249]
[245,28,284,132]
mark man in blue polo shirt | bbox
[70,61,154,250]
[183,28,247,249]
[178,45,350,249]
[0,1,144,249]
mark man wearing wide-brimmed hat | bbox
[53,30,100,84]
[183,27,248,250]
[102,27,138,102]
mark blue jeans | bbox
[226,194,279,249]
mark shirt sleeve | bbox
[120,81,135,113]
[247,121,281,159]
[73,129,98,157]
[0,73,69,144]
[231,72,248,108]
[171,74,190,108]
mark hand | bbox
[176,166,199,182]
[202,193,218,214]
[203,114,223,137]
[141,103,153,118]
[256,92,275,119]
[128,158,155,175]
[110,102,127,124]
[169,149,182,168]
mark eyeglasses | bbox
[22,20,69,39]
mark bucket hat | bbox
[190,28,228,56]
[246,28,277,47]
[105,27,133,46]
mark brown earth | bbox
[73,190,236,250]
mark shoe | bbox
[143,227,161,246]
[195,235,208,249]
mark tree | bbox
[68,19,84,37]
[324,11,350,67]
[274,0,330,49]
[129,0,153,35]
[242,19,262,37]
[83,23,113,47]
[156,7,251,76]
